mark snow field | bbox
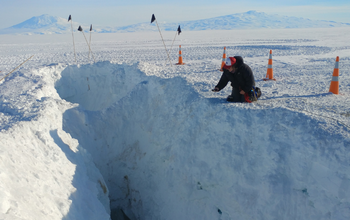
[1,27,350,219]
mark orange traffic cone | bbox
[263,50,276,81]
[175,45,185,65]
[220,47,226,71]
[329,56,340,94]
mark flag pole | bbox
[151,14,172,67]
[170,25,181,52]
[78,26,96,63]
[170,31,178,52]
[68,15,77,64]
[0,55,34,82]
[88,24,92,61]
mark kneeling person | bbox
[212,56,258,102]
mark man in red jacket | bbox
[212,56,257,102]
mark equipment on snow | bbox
[244,86,261,103]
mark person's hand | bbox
[240,90,245,95]
[212,87,220,92]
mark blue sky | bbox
[1,0,350,29]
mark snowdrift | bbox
[0,64,111,220]
[54,62,350,219]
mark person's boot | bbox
[226,95,234,102]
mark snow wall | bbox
[0,64,111,220]
[55,61,350,220]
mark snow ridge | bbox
[55,61,350,220]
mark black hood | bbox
[234,56,244,68]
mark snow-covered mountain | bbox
[0,14,108,35]
[176,10,350,30]
[1,11,350,35]
[121,10,350,32]
[0,14,72,35]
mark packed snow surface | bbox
[1,28,350,220]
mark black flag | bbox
[90,24,92,31]
[177,25,181,35]
[78,26,83,32]
[68,15,71,22]
[151,14,156,23]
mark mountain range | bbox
[1,11,350,35]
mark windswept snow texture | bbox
[1,28,350,220]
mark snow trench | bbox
[55,61,350,220]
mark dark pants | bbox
[227,87,245,102]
